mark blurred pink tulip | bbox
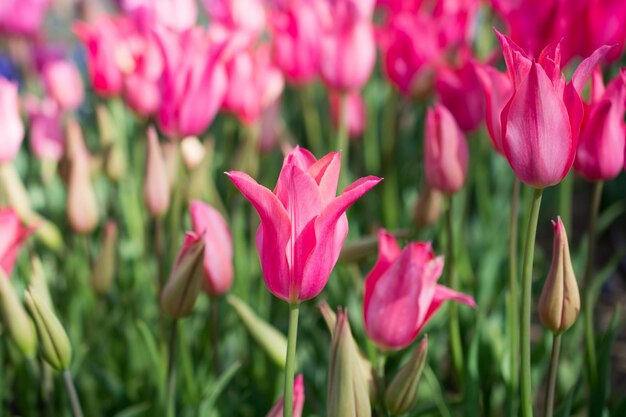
[189,201,234,296]
[24,96,64,161]
[0,0,51,35]
[122,0,198,31]
[203,0,266,34]
[222,45,284,125]
[574,70,626,181]
[424,104,468,194]
[227,146,381,303]
[497,31,612,188]
[474,62,513,154]
[363,229,476,350]
[266,374,305,417]
[157,27,228,139]
[0,77,24,163]
[42,60,84,111]
[329,91,366,139]
[0,209,32,276]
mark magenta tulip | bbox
[0,0,50,35]
[24,96,64,161]
[266,374,305,417]
[0,77,24,163]
[363,229,476,350]
[227,146,381,303]
[0,209,32,276]
[42,60,84,111]
[189,201,234,296]
[424,103,469,194]
[202,0,266,35]
[474,62,513,154]
[121,0,198,31]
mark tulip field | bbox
[1,0,626,416]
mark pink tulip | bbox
[122,0,198,31]
[266,374,305,417]
[157,27,228,139]
[329,91,366,139]
[424,104,468,194]
[318,0,376,91]
[269,1,322,85]
[24,96,64,161]
[202,0,266,34]
[222,44,284,125]
[497,31,612,188]
[474,62,513,154]
[0,0,51,35]
[363,229,476,350]
[0,77,24,163]
[42,60,84,111]
[227,146,381,303]
[189,201,234,296]
[0,209,32,276]
[574,70,626,181]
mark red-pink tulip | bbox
[0,77,24,163]
[203,0,266,34]
[227,146,381,303]
[0,209,32,276]
[497,31,612,188]
[329,91,366,139]
[189,200,234,296]
[474,62,513,154]
[266,374,305,417]
[0,0,51,35]
[24,96,64,161]
[424,103,468,194]
[42,60,84,111]
[574,70,626,181]
[157,27,228,139]
[363,230,476,350]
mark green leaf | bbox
[589,306,621,417]
[198,361,242,417]
[135,320,166,399]
[112,403,151,417]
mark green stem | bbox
[336,93,350,190]
[582,180,603,387]
[381,89,399,229]
[508,178,520,413]
[445,196,463,384]
[283,303,300,417]
[375,352,389,416]
[300,86,323,155]
[558,173,573,231]
[166,319,178,417]
[62,370,84,417]
[544,333,561,417]
[211,298,220,374]
[520,187,543,417]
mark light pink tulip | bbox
[24,96,64,161]
[0,77,24,163]
[42,60,84,111]
[266,374,305,417]
[363,229,476,350]
[424,104,468,194]
[474,62,513,154]
[574,70,626,181]
[203,0,266,34]
[122,0,198,31]
[227,146,381,303]
[329,91,366,139]
[0,209,32,276]
[0,0,51,35]
[189,201,234,296]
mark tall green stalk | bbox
[508,178,521,414]
[381,89,399,229]
[62,370,84,417]
[335,93,350,190]
[544,334,562,417]
[445,196,463,383]
[166,319,178,417]
[520,188,544,417]
[283,303,300,417]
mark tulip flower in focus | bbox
[497,31,612,188]
[42,60,84,111]
[0,77,24,163]
[363,229,476,350]
[0,209,33,276]
[227,146,381,303]
[574,70,626,181]
[144,127,171,218]
[329,91,366,139]
[266,374,305,417]
[424,103,469,194]
[385,335,428,415]
[189,200,233,296]
[24,96,64,161]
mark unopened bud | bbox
[327,309,371,417]
[385,335,428,415]
[91,222,117,294]
[538,217,580,334]
[30,256,53,308]
[103,142,127,182]
[180,136,206,172]
[144,127,171,217]
[227,294,287,368]
[413,186,442,228]
[160,233,205,317]
[0,270,37,358]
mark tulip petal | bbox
[495,30,531,89]
[474,64,513,154]
[363,229,402,315]
[308,152,341,205]
[422,284,477,325]
[571,45,614,94]
[0,210,33,276]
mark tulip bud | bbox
[384,336,428,416]
[0,270,37,358]
[96,105,115,147]
[160,233,205,317]
[266,374,305,417]
[144,127,171,217]
[24,287,72,371]
[0,162,35,219]
[327,309,371,417]
[227,294,288,368]
[413,186,442,228]
[30,256,53,308]
[162,141,181,188]
[91,222,117,294]
[538,217,580,334]
[180,136,206,172]
[66,120,99,234]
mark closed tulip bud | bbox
[161,141,181,188]
[103,142,127,182]
[413,186,442,228]
[91,222,117,294]
[0,270,37,358]
[266,374,305,417]
[227,294,288,368]
[539,217,580,334]
[181,136,206,172]
[24,287,72,371]
[327,309,371,417]
[30,256,53,308]
[144,127,171,218]
[385,336,428,416]
[160,233,205,317]
[0,163,35,220]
